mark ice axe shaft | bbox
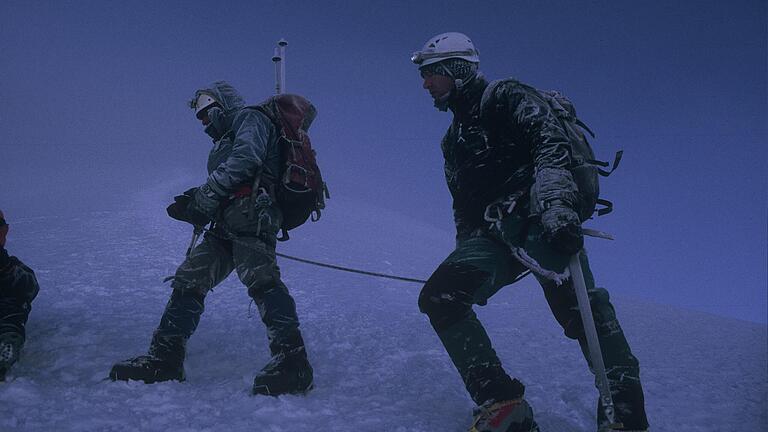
[186,225,204,257]
[569,251,622,429]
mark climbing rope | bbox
[187,224,533,286]
[198,225,430,284]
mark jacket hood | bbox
[197,81,246,113]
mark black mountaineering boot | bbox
[109,334,186,384]
[252,345,314,396]
[110,289,204,384]
[109,354,185,384]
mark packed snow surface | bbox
[1,198,765,431]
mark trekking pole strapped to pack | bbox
[261,40,329,241]
[272,39,287,95]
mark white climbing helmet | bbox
[189,91,219,118]
[411,32,480,68]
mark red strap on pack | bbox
[233,185,253,199]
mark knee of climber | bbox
[169,287,206,303]
[558,303,614,340]
[589,286,611,306]
[243,269,282,299]
[588,287,622,332]
[170,276,212,297]
[418,263,488,332]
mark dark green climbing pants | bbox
[418,208,648,430]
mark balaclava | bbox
[420,58,479,110]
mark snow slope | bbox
[0,197,765,431]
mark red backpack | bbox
[253,94,329,240]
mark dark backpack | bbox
[482,79,621,221]
[253,94,329,240]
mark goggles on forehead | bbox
[410,49,478,65]
[187,92,219,117]
[0,218,6,227]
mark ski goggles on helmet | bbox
[410,49,478,66]
[188,92,220,119]
[0,218,6,228]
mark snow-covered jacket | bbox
[198,81,281,198]
[441,75,579,239]
[0,250,39,312]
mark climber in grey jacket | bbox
[110,81,313,396]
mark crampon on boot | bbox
[469,399,540,432]
[252,347,313,396]
[596,379,649,432]
[109,355,184,384]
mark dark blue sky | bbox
[1,0,766,323]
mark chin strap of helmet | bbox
[430,62,480,111]
[453,71,479,94]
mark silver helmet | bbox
[411,32,480,68]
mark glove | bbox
[166,188,199,223]
[183,204,213,227]
[165,184,222,227]
[188,184,221,224]
[548,223,583,256]
[541,204,583,256]
[166,186,218,227]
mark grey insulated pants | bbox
[153,223,304,361]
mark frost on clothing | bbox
[441,75,581,242]
[0,248,39,379]
[196,81,282,198]
[110,82,313,394]
[424,72,649,431]
[0,250,39,341]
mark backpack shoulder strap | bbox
[245,98,280,126]
[480,78,522,119]
[538,89,597,139]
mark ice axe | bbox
[186,224,205,257]
[161,223,207,285]
[569,249,623,430]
